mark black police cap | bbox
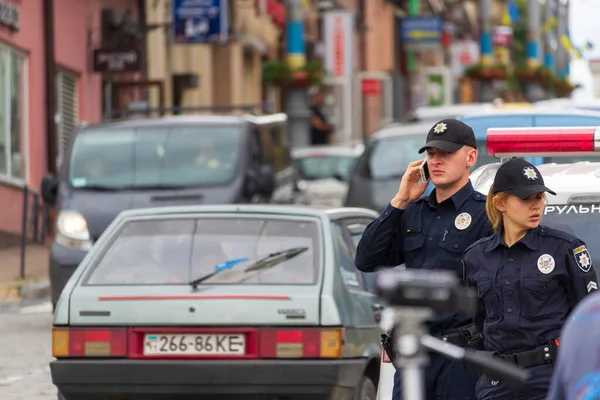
[492,157,556,199]
[418,118,477,154]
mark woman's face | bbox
[497,193,545,230]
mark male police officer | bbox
[355,118,492,400]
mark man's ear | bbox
[465,147,478,168]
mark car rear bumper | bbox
[51,358,367,400]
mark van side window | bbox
[260,126,291,173]
[250,127,265,165]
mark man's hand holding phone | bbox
[391,159,430,210]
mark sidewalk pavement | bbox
[0,244,50,304]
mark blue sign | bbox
[172,0,229,44]
[399,17,442,50]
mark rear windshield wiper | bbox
[189,247,308,289]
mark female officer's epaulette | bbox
[538,225,579,243]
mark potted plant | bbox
[464,63,508,81]
[262,60,326,88]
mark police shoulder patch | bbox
[573,245,593,273]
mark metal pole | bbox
[544,0,556,71]
[562,0,570,78]
[405,0,421,111]
[478,0,495,102]
[556,0,566,77]
[527,0,541,68]
[526,0,544,101]
[285,0,311,148]
[20,186,29,279]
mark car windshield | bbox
[542,203,600,278]
[68,125,242,189]
[293,154,359,181]
[357,134,425,180]
[85,217,320,285]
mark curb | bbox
[0,278,50,305]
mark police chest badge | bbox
[573,245,593,272]
[454,212,472,230]
[537,254,555,274]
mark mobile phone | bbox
[419,159,430,184]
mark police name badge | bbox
[537,254,555,274]
[454,212,472,230]
[573,245,593,273]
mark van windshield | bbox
[68,125,243,189]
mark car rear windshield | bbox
[542,204,599,270]
[68,125,242,189]
[85,217,321,286]
[293,154,358,181]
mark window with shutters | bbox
[55,69,78,168]
[0,46,27,182]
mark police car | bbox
[374,126,600,400]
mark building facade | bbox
[0,0,141,243]
[145,0,282,115]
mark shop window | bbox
[0,47,27,182]
[55,69,79,168]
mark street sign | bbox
[172,0,229,44]
[399,17,442,51]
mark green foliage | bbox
[510,0,528,70]
[262,60,326,88]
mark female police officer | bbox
[462,157,598,400]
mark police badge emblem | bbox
[433,122,447,134]
[454,212,472,230]
[573,245,593,272]
[537,254,555,274]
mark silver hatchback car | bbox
[51,204,384,400]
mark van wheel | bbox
[355,375,377,400]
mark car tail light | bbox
[259,328,343,358]
[52,327,127,358]
[486,126,600,157]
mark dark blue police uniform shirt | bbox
[355,180,492,334]
[463,225,597,354]
[546,291,600,400]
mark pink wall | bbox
[0,0,139,237]
[0,0,46,236]
[54,0,140,124]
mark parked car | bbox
[374,125,600,400]
[51,203,384,400]
[292,144,365,207]
[41,113,307,309]
[345,108,600,212]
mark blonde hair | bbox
[485,185,547,232]
[486,186,509,232]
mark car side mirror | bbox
[256,164,276,198]
[41,173,59,206]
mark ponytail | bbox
[486,185,509,232]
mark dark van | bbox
[41,113,305,308]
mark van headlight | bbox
[55,210,93,251]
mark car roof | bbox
[370,108,600,141]
[291,144,365,157]
[471,161,600,205]
[371,121,433,140]
[113,204,380,223]
[461,108,600,118]
[77,113,287,131]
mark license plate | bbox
[143,334,246,355]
